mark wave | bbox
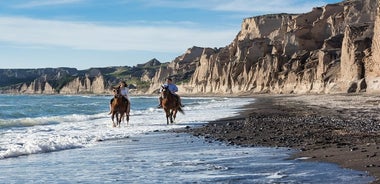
[0,113,106,129]
[0,104,14,107]
[0,96,254,160]
[0,135,86,159]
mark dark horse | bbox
[110,87,130,127]
[161,86,184,125]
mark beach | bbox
[177,94,380,183]
[0,94,376,183]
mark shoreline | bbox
[176,94,380,183]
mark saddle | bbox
[172,94,180,106]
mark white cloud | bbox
[213,0,326,13]
[144,0,329,14]
[13,0,84,8]
[0,16,237,52]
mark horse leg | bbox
[165,109,170,125]
[172,109,178,123]
[120,112,125,127]
[115,113,119,127]
[112,112,116,127]
[119,112,124,127]
[169,110,174,124]
[127,106,130,125]
[124,101,130,125]
[127,101,130,116]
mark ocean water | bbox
[0,95,374,183]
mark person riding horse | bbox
[157,77,184,108]
[109,81,130,115]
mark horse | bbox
[161,86,184,125]
[110,87,130,127]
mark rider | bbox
[109,81,130,115]
[157,77,184,108]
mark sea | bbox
[0,94,374,183]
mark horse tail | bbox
[177,106,185,114]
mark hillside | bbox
[0,58,164,94]
[1,0,379,95]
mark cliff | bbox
[1,0,379,95]
[0,61,163,94]
[366,1,380,92]
[153,0,379,95]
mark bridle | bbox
[113,87,122,98]
[161,86,170,99]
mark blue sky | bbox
[0,0,342,69]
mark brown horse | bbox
[161,86,184,125]
[110,87,130,127]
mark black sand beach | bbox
[177,94,380,183]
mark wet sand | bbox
[177,94,380,183]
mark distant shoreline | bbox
[177,94,380,183]
[0,92,254,98]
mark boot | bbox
[157,97,162,108]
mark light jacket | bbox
[120,87,129,100]
[161,83,178,94]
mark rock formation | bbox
[1,0,379,95]
[59,75,107,94]
[366,1,380,93]
[148,46,205,93]
[151,0,379,95]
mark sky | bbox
[0,0,342,70]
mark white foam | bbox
[267,172,288,179]
[296,157,312,160]
[0,97,253,159]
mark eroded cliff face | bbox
[17,77,57,94]
[366,2,380,92]
[340,23,373,92]
[150,0,379,95]
[148,46,205,93]
[0,68,111,94]
[59,75,107,94]
[2,0,379,95]
[3,75,107,94]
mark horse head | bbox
[112,87,121,98]
[161,85,171,98]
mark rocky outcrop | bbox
[340,23,373,92]
[152,0,379,95]
[366,2,380,93]
[19,77,57,94]
[0,65,160,94]
[148,46,205,93]
[0,68,78,94]
[59,75,106,94]
[1,0,379,96]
